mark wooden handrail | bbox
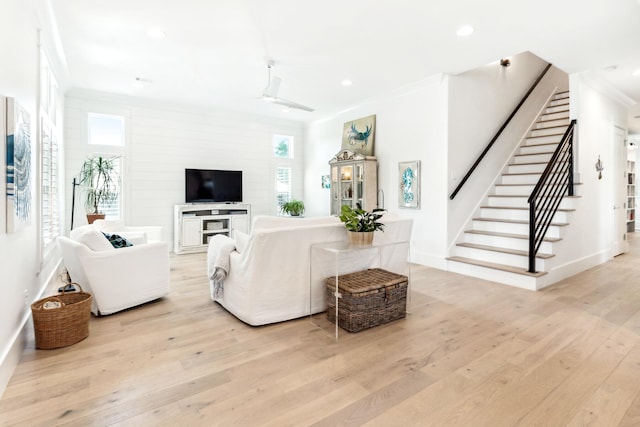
[450,63,553,200]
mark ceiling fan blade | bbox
[271,97,315,112]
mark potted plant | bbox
[78,155,120,224]
[280,199,305,216]
[339,205,385,246]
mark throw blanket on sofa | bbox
[207,234,236,299]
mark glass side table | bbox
[309,239,411,340]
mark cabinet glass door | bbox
[331,165,339,215]
[354,164,364,209]
[340,165,354,209]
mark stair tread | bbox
[457,242,554,259]
[527,133,566,139]
[489,194,581,199]
[509,161,566,166]
[474,217,569,226]
[481,205,575,212]
[495,182,582,187]
[502,171,565,176]
[447,256,548,277]
[531,125,569,131]
[517,147,557,152]
[465,229,562,242]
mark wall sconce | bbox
[500,58,511,67]
[595,155,604,179]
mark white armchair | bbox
[57,227,170,315]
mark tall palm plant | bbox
[79,155,120,214]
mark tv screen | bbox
[185,169,243,203]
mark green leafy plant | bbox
[339,205,385,232]
[78,155,120,214]
[280,199,305,216]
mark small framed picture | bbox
[321,175,331,189]
[398,161,420,209]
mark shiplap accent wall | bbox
[64,90,305,245]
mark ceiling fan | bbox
[260,60,314,112]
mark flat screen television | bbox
[185,168,243,203]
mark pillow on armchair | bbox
[72,227,114,251]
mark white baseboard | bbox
[411,249,448,270]
[0,259,62,398]
[538,250,612,290]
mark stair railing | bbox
[450,63,553,200]
[527,119,576,273]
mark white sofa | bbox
[58,225,170,315]
[208,214,413,326]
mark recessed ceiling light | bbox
[147,27,166,39]
[341,79,353,87]
[633,69,640,76]
[456,25,474,37]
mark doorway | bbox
[612,126,629,256]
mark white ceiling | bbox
[51,0,640,130]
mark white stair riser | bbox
[530,127,565,137]
[525,134,563,145]
[472,219,564,238]
[541,112,570,121]
[464,233,555,253]
[455,246,547,271]
[501,174,544,185]
[536,118,570,129]
[480,207,570,222]
[487,196,576,210]
[549,99,569,107]
[507,163,547,174]
[514,152,554,162]
[494,185,581,197]
[447,260,538,290]
[554,92,569,100]
[494,185,535,195]
[545,105,569,114]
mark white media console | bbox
[173,203,251,254]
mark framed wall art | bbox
[5,97,32,232]
[341,114,375,156]
[398,160,420,209]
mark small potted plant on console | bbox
[339,205,385,246]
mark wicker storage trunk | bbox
[325,268,408,333]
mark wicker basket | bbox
[326,268,408,333]
[31,284,93,349]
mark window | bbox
[40,51,61,256]
[276,167,292,211]
[273,134,294,213]
[87,113,126,219]
[97,156,122,220]
[88,113,125,146]
[273,135,293,159]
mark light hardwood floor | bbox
[3,236,640,426]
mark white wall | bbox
[64,90,305,244]
[305,75,449,267]
[544,73,631,281]
[0,0,67,396]
[447,52,568,246]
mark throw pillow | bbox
[101,232,134,248]
[73,228,115,251]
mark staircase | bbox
[447,91,577,290]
